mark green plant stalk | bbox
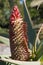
[36,43,43,60]
[32,45,36,60]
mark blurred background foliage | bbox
[26,0,43,24]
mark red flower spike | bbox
[9,5,30,61]
[10,5,21,25]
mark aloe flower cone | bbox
[9,5,29,61]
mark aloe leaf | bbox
[35,41,43,60]
[39,55,43,62]
[0,36,9,45]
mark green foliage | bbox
[26,0,43,25]
[0,27,9,38]
[0,0,10,28]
